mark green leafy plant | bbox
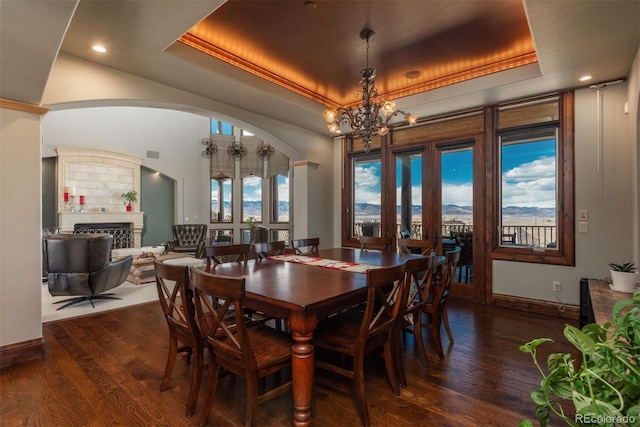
[246,216,259,228]
[519,291,640,427]
[609,262,637,272]
[121,190,137,204]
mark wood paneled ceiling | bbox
[179,0,537,109]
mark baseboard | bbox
[0,337,45,369]
[492,293,579,321]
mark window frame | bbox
[210,177,233,223]
[490,93,574,266]
[270,173,289,224]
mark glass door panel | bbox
[395,152,423,240]
[440,147,474,285]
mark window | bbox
[241,175,262,223]
[211,177,232,222]
[211,119,233,135]
[352,153,382,238]
[271,174,289,222]
[499,127,557,250]
[395,152,422,239]
[493,93,574,266]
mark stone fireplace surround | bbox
[56,148,144,247]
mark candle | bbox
[69,186,76,196]
[79,195,85,205]
[63,192,69,202]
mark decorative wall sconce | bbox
[201,137,218,158]
[256,141,274,160]
[226,140,247,160]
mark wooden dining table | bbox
[199,247,424,426]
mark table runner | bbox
[268,254,379,273]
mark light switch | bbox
[578,210,588,221]
[579,221,588,233]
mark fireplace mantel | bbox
[58,212,144,247]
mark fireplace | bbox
[73,222,133,248]
[58,212,144,247]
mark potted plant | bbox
[609,262,639,293]
[121,190,137,212]
[519,291,640,427]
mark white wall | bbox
[0,109,43,346]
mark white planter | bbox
[610,270,639,292]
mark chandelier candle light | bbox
[323,29,417,152]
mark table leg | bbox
[289,311,316,427]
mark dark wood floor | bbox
[1,299,576,426]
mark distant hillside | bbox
[215,201,555,219]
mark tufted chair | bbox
[44,233,133,310]
[166,224,207,258]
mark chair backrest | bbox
[397,238,433,255]
[253,240,286,259]
[401,253,436,315]
[428,246,461,310]
[501,232,516,244]
[399,230,411,239]
[204,243,250,266]
[291,237,320,255]
[153,260,199,340]
[172,224,208,246]
[358,263,407,346]
[190,268,254,367]
[359,236,394,253]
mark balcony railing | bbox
[354,222,557,249]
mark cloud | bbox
[502,156,556,207]
[354,165,380,187]
[395,185,423,206]
[442,182,473,206]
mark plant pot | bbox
[609,270,639,292]
[126,204,133,212]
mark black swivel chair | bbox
[44,234,133,310]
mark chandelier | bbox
[322,29,417,152]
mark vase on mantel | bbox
[126,204,133,212]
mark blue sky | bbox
[355,139,556,208]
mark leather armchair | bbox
[166,224,207,258]
[44,234,133,310]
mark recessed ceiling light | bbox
[92,45,107,53]
[579,75,592,82]
[404,70,423,80]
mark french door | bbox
[391,135,485,303]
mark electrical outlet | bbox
[552,281,561,292]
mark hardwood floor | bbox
[1,299,576,426]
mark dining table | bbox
[199,247,426,426]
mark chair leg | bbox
[431,317,445,359]
[353,353,370,427]
[160,330,178,391]
[198,355,219,427]
[394,327,407,387]
[245,377,259,427]
[442,307,454,344]
[383,341,400,395]
[185,344,203,418]
[412,312,429,367]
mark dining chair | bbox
[450,231,472,282]
[397,238,433,255]
[314,262,407,427]
[253,240,286,260]
[359,235,394,253]
[204,243,250,267]
[153,260,203,418]
[395,253,436,387]
[190,267,293,427]
[291,237,320,255]
[423,246,461,359]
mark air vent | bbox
[146,150,160,159]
